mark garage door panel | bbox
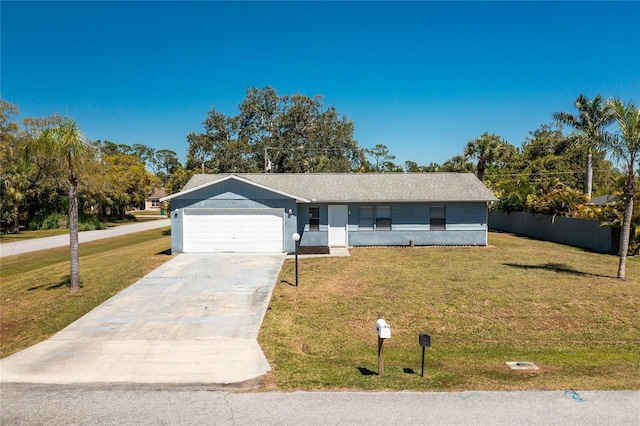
[183,211,283,253]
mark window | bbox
[151,200,160,208]
[358,206,374,230]
[358,206,391,231]
[430,206,446,230]
[376,206,391,231]
[309,207,320,231]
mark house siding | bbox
[296,204,329,246]
[295,202,489,247]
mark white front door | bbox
[328,205,348,246]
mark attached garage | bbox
[183,208,284,253]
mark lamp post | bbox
[292,232,300,287]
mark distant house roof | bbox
[590,194,620,206]
[162,173,498,203]
[148,187,166,200]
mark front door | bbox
[328,205,348,246]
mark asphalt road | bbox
[0,219,170,257]
[2,384,638,425]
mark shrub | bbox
[40,212,68,230]
[78,213,106,231]
[28,212,105,231]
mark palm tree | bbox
[604,99,640,279]
[463,132,511,182]
[553,94,615,199]
[441,155,475,173]
[25,117,88,291]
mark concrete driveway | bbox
[0,253,285,384]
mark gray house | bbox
[161,173,498,253]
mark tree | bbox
[81,141,158,218]
[365,144,396,172]
[553,94,615,199]
[186,86,364,174]
[0,100,24,232]
[25,117,88,291]
[463,132,511,181]
[441,155,475,173]
[151,149,181,185]
[604,99,640,279]
[404,161,430,172]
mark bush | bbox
[78,214,106,231]
[40,213,68,230]
[28,212,105,231]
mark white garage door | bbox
[183,209,283,253]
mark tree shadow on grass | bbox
[280,280,297,287]
[403,368,417,375]
[504,262,612,278]
[28,275,73,291]
[357,367,377,376]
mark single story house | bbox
[142,186,166,211]
[161,173,498,253]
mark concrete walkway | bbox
[0,253,285,384]
[0,219,170,258]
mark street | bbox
[2,384,638,425]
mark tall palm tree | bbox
[553,94,615,199]
[463,132,510,181]
[605,99,640,279]
[441,155,475,173]
[25,117,87,291]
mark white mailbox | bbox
[376,318,391,339]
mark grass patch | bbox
[0,229,70,243]
[0,227,173,358]
[259,232,640,391]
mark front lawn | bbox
[0,228,172,358]
[259,232,640,391]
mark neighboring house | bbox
[590,194,620,207]
[144,187,166,211]
[160,173,498,253]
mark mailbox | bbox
[376,318,391,339]
[419,333,431,347]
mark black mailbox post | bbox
[419,333,431,377]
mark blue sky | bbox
[2,1,639,168]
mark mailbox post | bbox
[292,233,300,287]
[375,312,391,375]
[419,333,431,377]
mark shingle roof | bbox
[148,186,166,199]
[165,173,498,203]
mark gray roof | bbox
[590,194,620,206]
[165,173,498,203]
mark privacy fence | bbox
[488,211,619,255]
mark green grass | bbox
[0,228,70,243]
[0,227,172,358]
[2,229,638,391]
[259,232,640,391]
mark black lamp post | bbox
[292,232,300,287]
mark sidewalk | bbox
[0,219,170,258]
